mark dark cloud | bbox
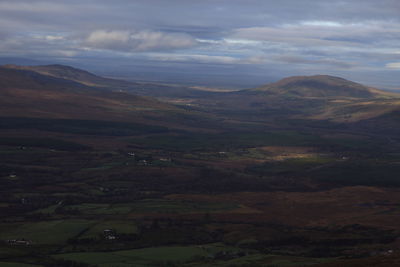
[0,0,399,87]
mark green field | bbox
[0,117,169,136]
[54,245,332,267]
[54,243,243,266]
[64,199,238,215]
[80,221,138,239]
[0,137,89,151]
[0,262,41,267]
[188,254,333,267]
[0,220,92,244]
[130,131,320,152]
[128,199,238,213]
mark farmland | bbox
[1,67,400,266]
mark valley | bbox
[1,65,400,266]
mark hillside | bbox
[189,75,400,125]
[254,75,381,99]
[0,66,219,131]
[2,64,400,130]
[2,64,217,99]
[0,67,167,118]
[3,64,114,87]
[1,65,400,267]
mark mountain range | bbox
[1,64,400,135]
[2,63,400,267]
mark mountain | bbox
[0,66,160,118]
[253,75,400,121]
[253,75,380,99]
[3,64,131,88]
[2,64,400,132]
[0,66,219,131]
[189,75,400,126]
[2,64,217,99]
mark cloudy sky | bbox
[0,0,399,88]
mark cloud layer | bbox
[0,0,399,87]
[84,30,198,52]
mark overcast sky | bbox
[0,0,399,88]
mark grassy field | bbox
[64,199,238,215]
[311,159,400,187]
[0,220,92,244]
[0,117,169,136]
[130,131,321,152]
[0,137,89,151]
[54,243,243,266]
[80,221,138,239]
[54,246,334,267]
[0,262,41,267]
[187,254,333,267]
[128,199,238,213]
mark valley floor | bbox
[1,121,400,267]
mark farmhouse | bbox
[7,239,32,246]
[138,159,149,166]
[159,157,172,162]
[103,229,117,240]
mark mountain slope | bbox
[0,66,218,131]
[2,64,217,99]
[191,75,400,125]
[253,76,400,122]
[253,75,385,99]
[3,64,125,88]
[3,65,400,132]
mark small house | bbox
[138,159,149,166]
[103,229,117,240]
[8,239,32,246]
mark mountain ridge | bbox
[2,64,400,127]
[252,75,385,99]
[0,66,175,122]
[3,64,125,88]
[4,64,397,100]
[2,64,221,99]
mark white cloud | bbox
[45,35,65,41]
[299,21,343,27]
[231,21,400,48]
[150,53,265,65]
[31,34,66,41]
[84,30,198,52]
[386,62,400,69]
[223,38,261,45]
[196,39,221,44]
[52,50,78,57]
[85,30,130,48]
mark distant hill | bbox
[253,75,383,99]
[3,64,132,88]
[190,75,400,125]
[0,66,163,116]
[251,75,400,122]
[0,66,218,131]
[3,64,400,133]
[2,64,217,99]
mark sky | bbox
[0,0,399,88]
